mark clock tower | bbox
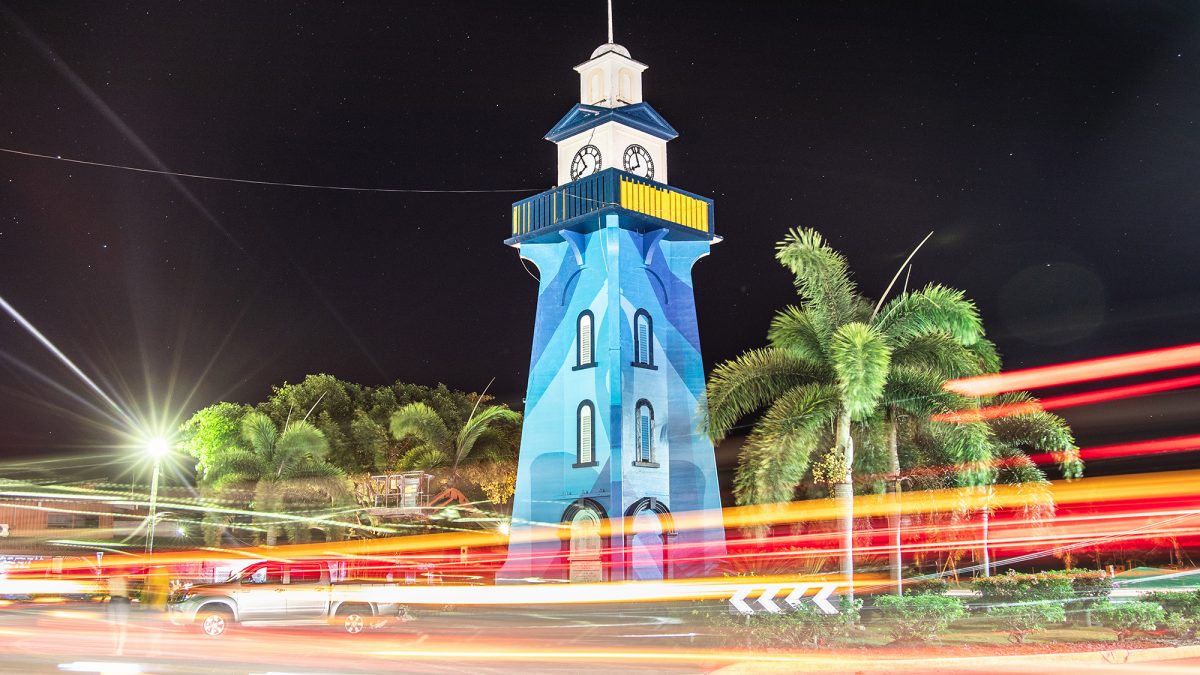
[498,35,726,583]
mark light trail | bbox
[1028,434,1200,463]
[943,342,1200,396]
[0,294,133,428]
[933,372,1200,422]
[10,468,1200,579]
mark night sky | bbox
[1,1,1198,475]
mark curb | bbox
[709,643,1200,673]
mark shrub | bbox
[1063,571,1112,607]
[973,570,1074,604]
[1144,591,1200,638]
[1144,590,1200,620]
[1095,601,1165,641]
[1163,612,1198,639]
[707,597,862,649]
[903,577,949,596]
[973,571,1073,644]
[873,594,965,643]
[986,602,1067,644]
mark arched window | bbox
[634,399,656,466]
[618,69,632,102]
[632,309,655,368]
[589,71,604,104]
[576,310,595,368]
[576,400,596,467]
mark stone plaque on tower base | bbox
[569,558,603,583]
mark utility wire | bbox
[0,146,540,194]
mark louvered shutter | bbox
[637,316,650,364]
[579,314,593,365]
[639,409,652,462]
[579,405,593,463]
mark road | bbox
[2,603,1198,674]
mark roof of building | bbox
[591,42,631,59]
[545,102,679,143]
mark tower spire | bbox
[607,0,614,43]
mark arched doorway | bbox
[625,498,675,581]
[562,499,608,583]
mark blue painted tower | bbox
[499,41,725,583]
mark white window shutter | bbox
[579,314,592,365]
[579,406,593,463]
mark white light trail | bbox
[0,294,133,429]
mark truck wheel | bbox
[198,606,233,637]
[337,604,369,635]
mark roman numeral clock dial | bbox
[622,144,654,179]
[570,144,603,181]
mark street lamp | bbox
[144,437,170,555]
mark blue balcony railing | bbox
[510,169,715,241]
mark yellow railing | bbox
[509,169,713,239]
[619,177,709,233]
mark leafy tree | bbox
[198,411,352,546]
[178,402,249,480]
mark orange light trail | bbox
[943,342,1200,396]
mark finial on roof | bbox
[607,0,614,44]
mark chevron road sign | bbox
[728,583,840,615]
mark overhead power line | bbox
[0,147,540,194]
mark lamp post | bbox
[144,438,170,555]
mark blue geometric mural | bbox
[498,42,726,583]
[499,192,727,582]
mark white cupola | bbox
[574,43,647,108]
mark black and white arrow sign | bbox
[728,583,841,615]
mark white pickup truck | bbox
[168,560,409,637]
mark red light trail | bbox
[943,342,1200,396]
[1029,433,1200,464]
[933,372,1200,423]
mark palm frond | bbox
[884,364,972,417]
[767,305,830,366]
[397,445,449,471]
[993,445,1055,519]
[774,228,859,328]
[829,322,892,420]
[455,406,521,467]
[967,338,1002,374]
[202,446,267,485]
[932,420,996,487]
[875,284,983,346]
[731,382,838,505]
[986,407,1082,479]
[703,347,825,441]
[241,411,278,459]
[889,331,984,379]
[389,403,453,454]
[276,420,331,470]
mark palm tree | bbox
[389,397,521,486]
[705,228,1013,596]
[201,411,353,546]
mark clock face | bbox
[570,144,603,181]
[622,144,655,179]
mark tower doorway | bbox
[563,499,608,583]
[625,498,675,581]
